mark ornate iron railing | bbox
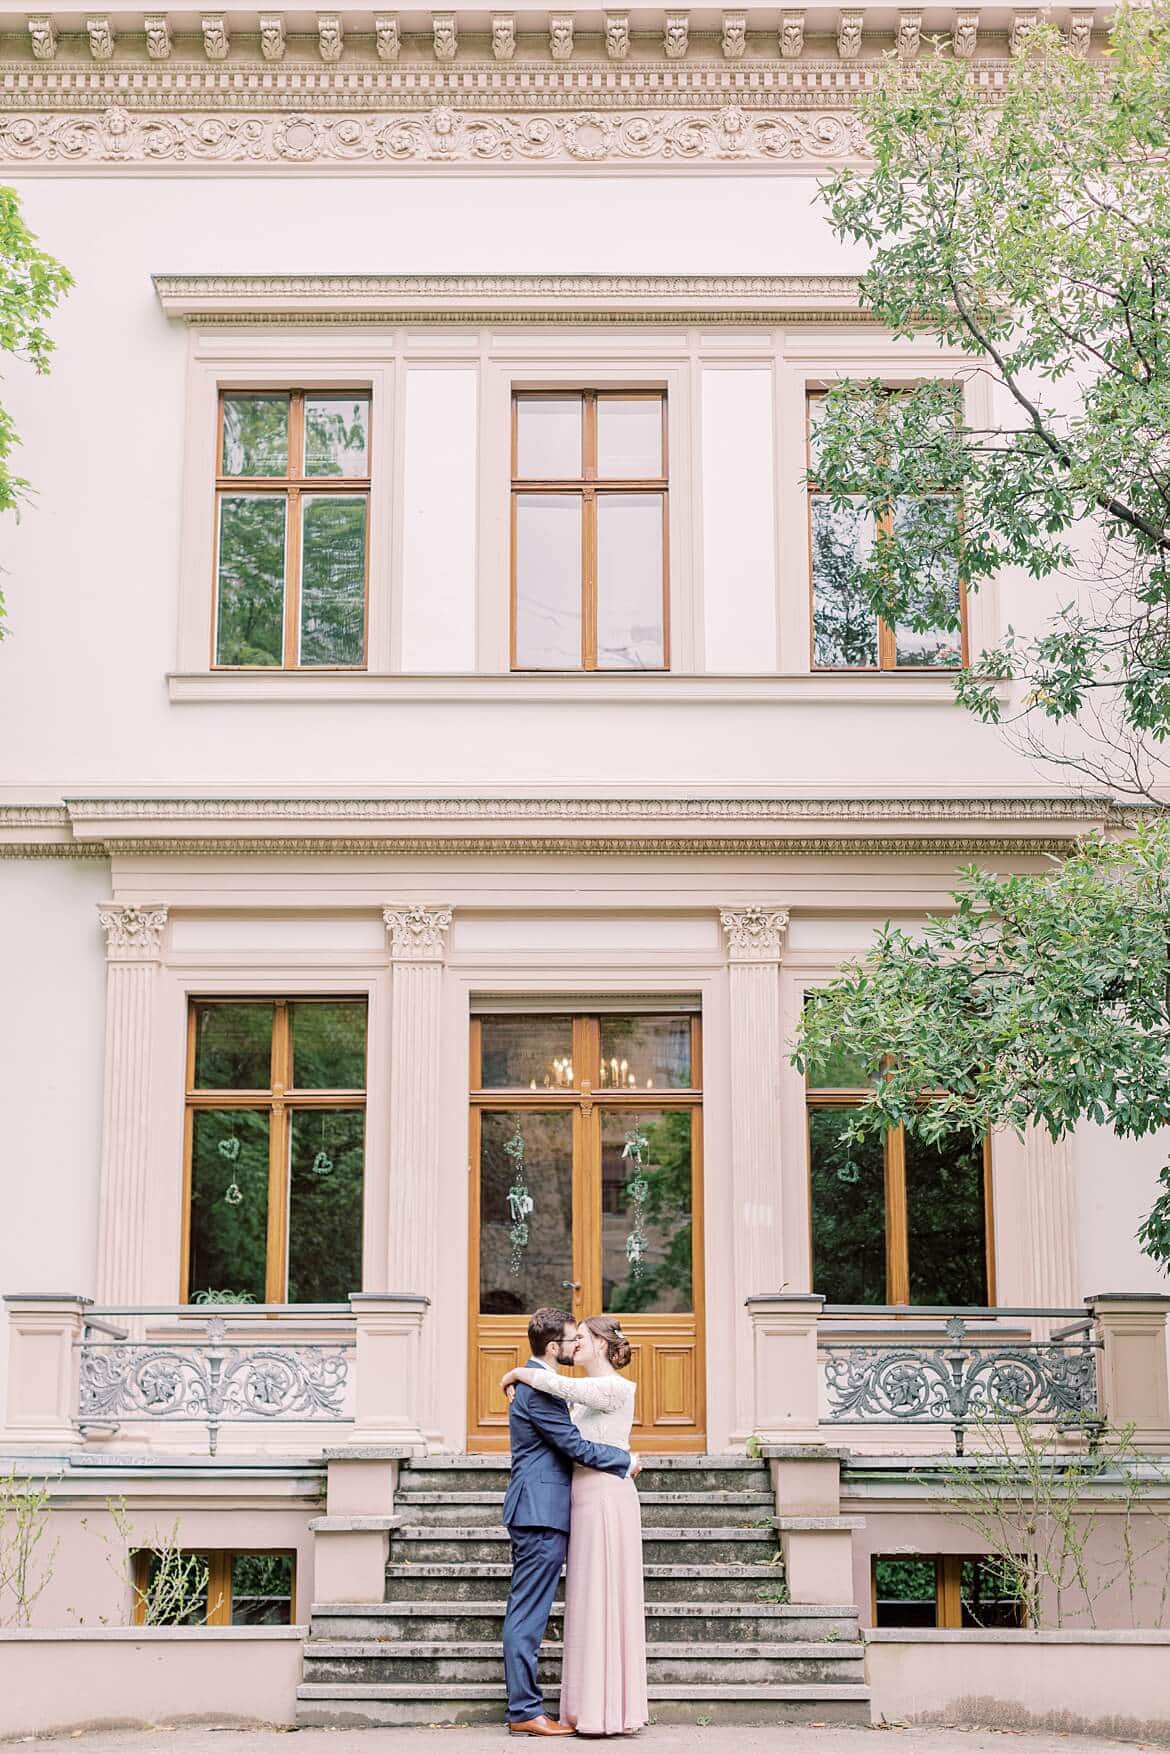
[78,1305,355,1456]
[819,1308,1102,1454]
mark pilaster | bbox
[94,903,168,1303]
[383,904,452,1442]
[720,905,789,1441]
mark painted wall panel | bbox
[701,368,777,672]
[400,368,479,671]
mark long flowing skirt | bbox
[558,1464,648,1736]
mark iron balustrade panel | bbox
[818,1309,1102,1454]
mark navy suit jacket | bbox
[502,1359,630,1533]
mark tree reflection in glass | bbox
[602,1110,693,1315]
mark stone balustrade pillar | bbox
[746,1292,824,1442]
[721,906,789,1441]
[348,1291,430,1447]
[1089,1292,1170,1450]
[382,904,451,1442]
[95,903,168,1302]
[3,1293,91,1447]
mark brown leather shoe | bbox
[508,1716,575,1736]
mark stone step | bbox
[391,1525,777,1566]
[295,1680,872,1729]
[393,1489,777,1528]
[384,1562,789,1603]
[399,1457,770,1496]
[302,1639,865,1687]
[311,1601,856,1644]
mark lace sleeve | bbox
[526,1371,629,1413]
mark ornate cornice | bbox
[0,11,1110,172]
[152,271,869,326]
[383,902,453,959]
[97,901,168,959]
[0,795,1140,861]
[720,904,790,960]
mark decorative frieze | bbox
[549,14,574,61]
[721,12,747,58]
[491,13,515,60]
[97,902,168,961]
[384,903,453,962]
[664,11,690,58]
[375,15,401,60]
[86,17,114,60]
[720,905,790,961]
[202,15,230,59]
[259,14,285,59]
[780,11,805,57]
[27,18,56,60]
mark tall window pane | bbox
[215,496,286,667]
[596,494,665,669]
[892,495,964,668]
[287,1108,364,1303]
[188,1109,271,1304]
[601,1109,693,1315]
[299,494,366,666]
[514,493,582,668]
[479,1110,574,1315]
[811,498,879,667]
[905,1131,988,1304]
[808,1109,886,1303]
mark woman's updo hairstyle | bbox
[582,1313,632,1370]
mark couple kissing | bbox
[500,1306,647,1738]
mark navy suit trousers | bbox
[502,1524,567,1722]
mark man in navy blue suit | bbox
[501,1306,638,1737]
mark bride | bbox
[501,1314,648,1737]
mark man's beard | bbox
[556,1339,575,1365]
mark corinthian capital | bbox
[383,903,453,961]
[720,905,789,962]
[98,903,168,960]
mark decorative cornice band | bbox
[152,271,869,325]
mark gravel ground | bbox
[6,1729,1165,1753]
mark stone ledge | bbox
[309,1515,403,1533]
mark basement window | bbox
[872,1554,1025,1629]
[131,1550,295,1626]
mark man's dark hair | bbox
[528,1306,571,1357]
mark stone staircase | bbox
[297,1453,870,1727]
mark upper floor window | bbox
[214,390,370,669]
[807,390,965,672]
[183,997,367,1304]
[511,391,669,671]
[804,1026,991,1306]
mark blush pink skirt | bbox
[558,1464,648,1736]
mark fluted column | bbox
[383,904,452,1441]
[95,903,168,1303]
[1022,1129,1079,1307]
[721,905,789,1443]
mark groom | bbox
[501,1306,638,1737]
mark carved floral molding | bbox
[383,902,454,959]
[97,901,169,959]
[720,905,790,960]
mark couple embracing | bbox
[500,1306,647,1738]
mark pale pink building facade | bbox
[1,3,1169,1734]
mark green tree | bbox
[793,821,1170,1267]
[0,186,71,629]
[811,4,1170,798]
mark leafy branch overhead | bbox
[793,821,1170,1266]
[813,5,1170,792]
[0,185,72,627]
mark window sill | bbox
[168,671,1008,706]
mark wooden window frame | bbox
[212,388,372,672]
[871,1553,1026,1629]
[806,387,969,673]
[510,390,670,672]
[181,998,367,1305]
[805,1080,995,1306]
[131,1549,296,1627]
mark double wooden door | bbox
[468,1013,705,1451]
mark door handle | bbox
[561,1280,581,1291]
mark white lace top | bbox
[529,1366,636,1450]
